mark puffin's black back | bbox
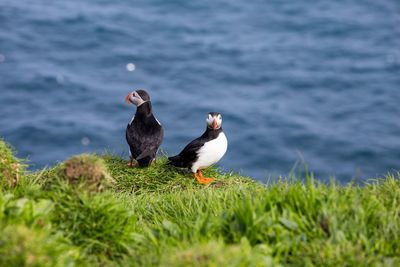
[126,101,163,166]
[168,127,223,169]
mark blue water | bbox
[1,0,400,182]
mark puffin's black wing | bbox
[136,125,164,165]
[168,136,205,168]
[126,124,141,159]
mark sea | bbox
[1,0,400,182]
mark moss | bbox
[0,139,24,189]
[58,154,114,192]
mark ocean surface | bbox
[1,0,399,182]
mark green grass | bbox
[0,138,24,189]
[1,138,400,266]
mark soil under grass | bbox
[0,139,399,266]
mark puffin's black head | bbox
[125,89,151,106]
[206,112,222,130]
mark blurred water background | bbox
[1,0,400,182]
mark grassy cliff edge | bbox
[0,138,399,266]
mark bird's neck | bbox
[203,127,223,138]
[135,101,152,118]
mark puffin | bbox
[125,89,164,167]
[168,112,228,184]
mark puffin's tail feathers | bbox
[167,155,186,167]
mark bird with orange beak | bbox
[168,112,228,184]
[125,89,163,167]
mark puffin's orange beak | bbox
[125,93,132,104]
[213,119,217,129]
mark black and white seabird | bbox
[125,89,164,167]
[168,112,228,184]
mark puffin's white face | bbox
[206,112,222,130]
[125,91,145,106]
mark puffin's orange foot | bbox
[127,161,138,168]
[194,170,215,185]
[195,177,215,185]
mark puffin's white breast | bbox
[191,132,228,173]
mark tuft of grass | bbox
[0,192,82,267]
[49,187,136,264]
[0,139,24,189]
[0,225,80,267]
[0,138,400,266]
[158,239,278,267]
